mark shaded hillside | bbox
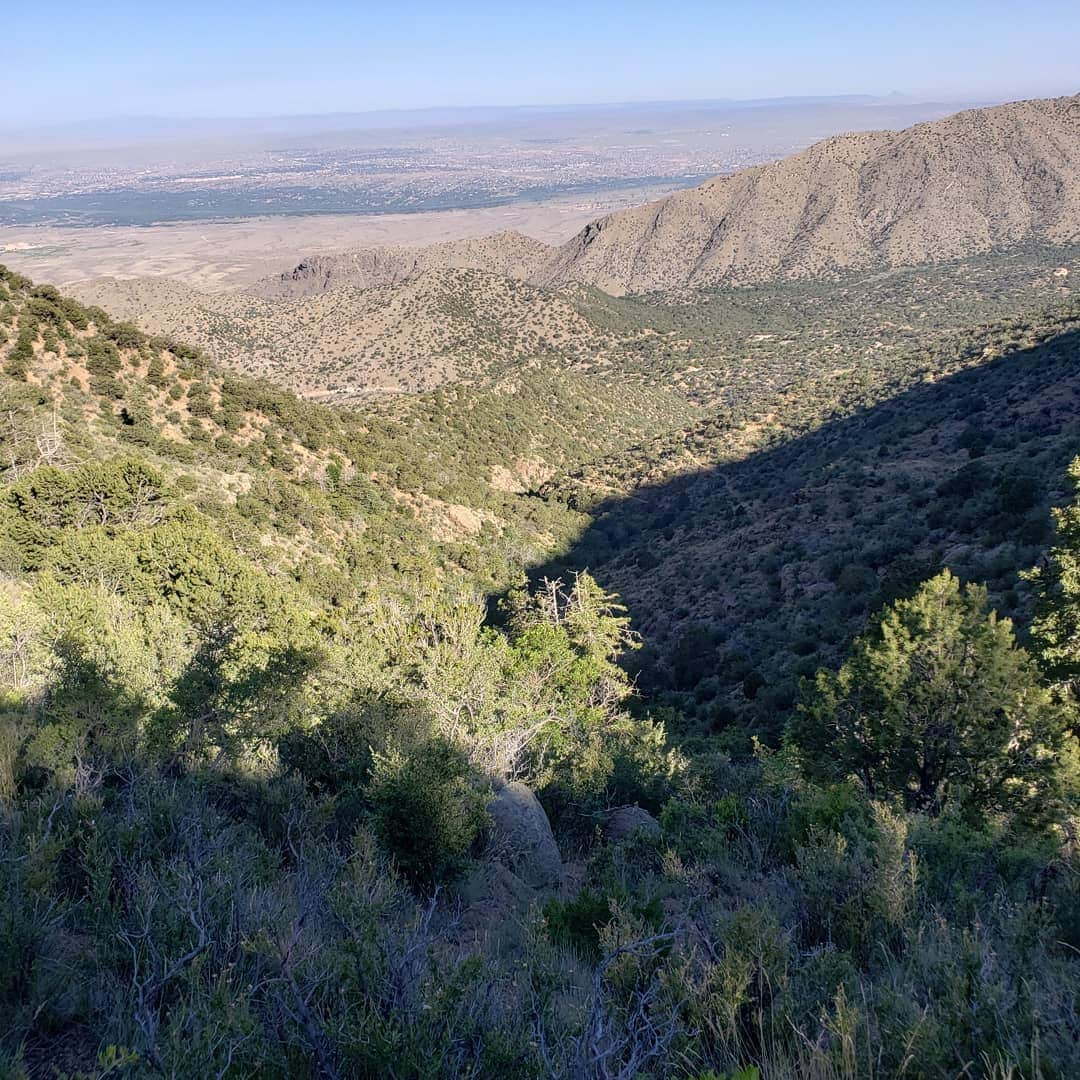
[539,95,1080,293]
[11,259,1077,748]
[536,304,1080,742]
[3,278,1080,1079]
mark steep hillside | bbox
[4,268,1080,1080]
[539,301,1080,740]
[216,95,1078,303]
[0,264,695,591]
[72,239,1079,406]
[540,95,1080,293]
[29,251,1080,746]
[71,268,619,397]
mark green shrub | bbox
[792,570,1068,818]
[366,736,489,886]
[544,885,662,961]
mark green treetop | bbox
[790,569,1068,818]
[1030,457,1080,705]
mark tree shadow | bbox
[526,324,1080,742]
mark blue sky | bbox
[5,1,1078,124]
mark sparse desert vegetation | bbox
[2,91,1080,1080]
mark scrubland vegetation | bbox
[1,258,1079,1079]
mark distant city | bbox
[0,96,970,227]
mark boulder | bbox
[487,781,562,890]
[455,860,538,949]
[604,805,661,843]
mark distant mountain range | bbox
[0,93,964,141]
[65,94,1080,404]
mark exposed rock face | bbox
[486,781,563,891]
[454,860,539,947]
[604,806,661,843]
[539,95,1080,294]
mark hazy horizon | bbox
[7,1,1077,127]
[0,91,1013,144]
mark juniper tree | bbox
[791,569,1066,817]
[1029,457,1080,705]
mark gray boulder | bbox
[454,860,538,950]
[487,781,562,890]
[604,805,661,843]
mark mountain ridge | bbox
[69,265,622,397]
[541,93,1080,293]
[252,231,552,300]
[258,94,1080,297]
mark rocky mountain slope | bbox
[538,298,1080,738]
[65,96,1080,403]
[0,263,692,582]
[539,95,1080,293]
[257,95,1080,298]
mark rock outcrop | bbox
[486,781,563,890]
[253,231,551,299]
[454,781,563,949]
